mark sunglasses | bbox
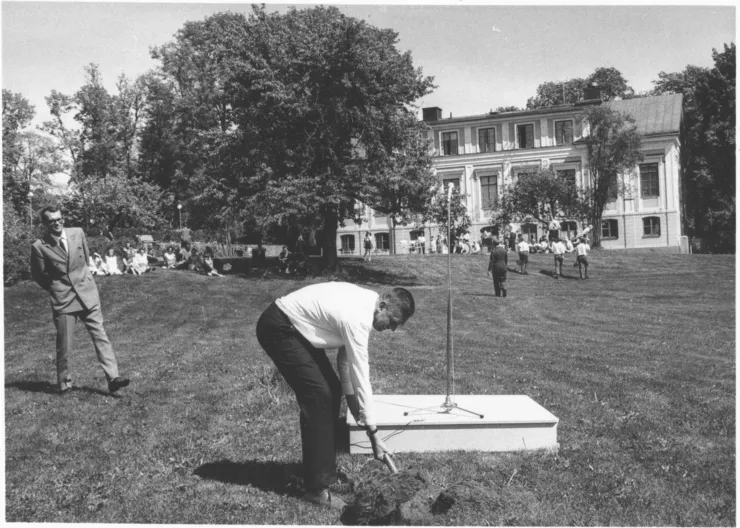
[46,218,64,225]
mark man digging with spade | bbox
[256,282,415,509]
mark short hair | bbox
[382,287,415,323]
[39,205,61,223]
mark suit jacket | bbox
[488,246,508,274]
[31,227,100,314]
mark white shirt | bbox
[276,282,379,427]
[549,219,561,231]
[517,241,530,253]
[552,241,567,255]
[576,243,590,256]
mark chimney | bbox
[582,83,602,101]
[422,107,443,122]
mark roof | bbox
[607,94,683,135]
[424,93,684,135]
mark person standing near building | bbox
[574,237,590,280]
[417,233,426,255]
[551,236,567,279]
[548,216,561,249]
[487,238,508,297]
[30,206,130,395]
[516,234,530,275]
[255,282,415,508]
[363,232,374,261]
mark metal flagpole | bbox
[404,182,484,419]
[445,183,454,406]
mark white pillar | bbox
[540,118,549,147]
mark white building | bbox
[337,91,685,255]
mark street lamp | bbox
[177,203,182,230]
[27,191,33,223]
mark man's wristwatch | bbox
[366,426,378,437]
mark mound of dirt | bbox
[341,469,430,525]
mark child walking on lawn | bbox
[575,237,590,280]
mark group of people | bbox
[31,205,410,511]
[487,225,593,297]
[87,241,225,277]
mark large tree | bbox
[580,105,643,246]
[152,6,436,268]
[526,67,634,109]
[651,44,735,252]
[491,167,587,229]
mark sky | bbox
[2,2,737,128]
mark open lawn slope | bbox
[4,251,735,525]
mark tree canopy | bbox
[148,6,436,267]
[491,167,586,229]
[650,43,735,251]
[526,67,635,109]
[580,105,643,245]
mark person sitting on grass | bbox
[132,247,155,274]
[162,246,177,269]
[278,245,291,273]
[88,252,106,275]
[202,249,224,277]
[256,282,415,510]
[186,247,204,272]
[122,250,139,275]
[104,247,122,275]
[516,234,530,275]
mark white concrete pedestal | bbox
[347,395,559,454]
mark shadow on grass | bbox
[5,380,115,397]
[537,270,579,280]
[194,459,303,496]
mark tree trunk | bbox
[321,209,340,272]
[388,215,396,256]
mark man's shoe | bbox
[108,377,130,393]
[502,290,507,298]
[302,488,346,510]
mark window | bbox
[640,163,659,198]
[516,124,534,149]
[601,219,619,239]
[478,128,496,153]
[556,169,576,185]
[374,233,389,250]
[643,217,661,237]
[480,175,498,209]
[340,235,355,252]
[561,221,578,240]
[442,132,458,156]
[522,223,538,242]
[410,229,424,241]
[442,177,460,192]
[555,120,574,145]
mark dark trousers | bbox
[577,255,589,279]
[492,270,507,297]
[256,302,341,491]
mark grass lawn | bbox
[4,250,736,525]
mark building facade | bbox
[337,93,684,255]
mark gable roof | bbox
[607,93,683,135]
[424,93,684,136]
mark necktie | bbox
[59,238,67,253]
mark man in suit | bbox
[31,205,130,395]
[487,238,508,298]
